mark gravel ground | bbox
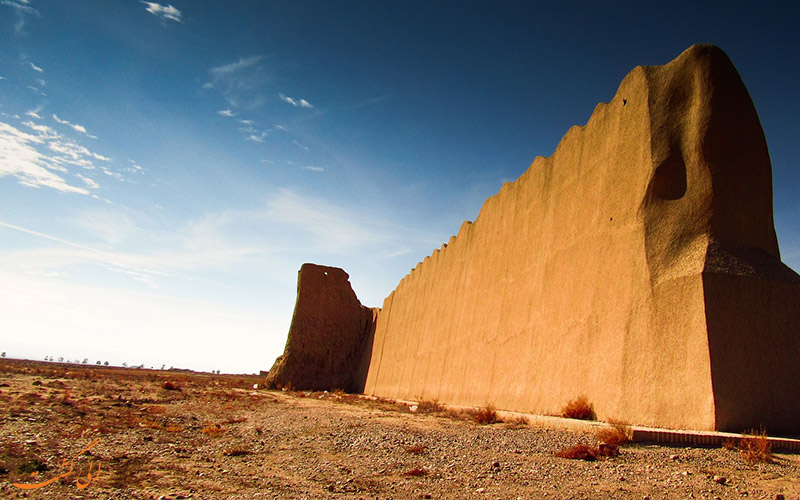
[1,359,798,499]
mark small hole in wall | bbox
[651,149,687,200]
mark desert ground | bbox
[1,359,798,500]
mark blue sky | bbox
[1,1,798,373]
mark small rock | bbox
[775,495,785,500]
[475,488,485,494]
[670,454,679,460]
[492,461,500,469]
[713,475,727,485]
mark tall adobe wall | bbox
[361,45,800,433]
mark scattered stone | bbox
[713,475,727,485]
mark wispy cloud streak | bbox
[206,56,268,109]
[142,2,182,23]
[279,93,314,108]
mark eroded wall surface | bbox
[361,45,800,432]
[266,264,378,393]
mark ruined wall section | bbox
[266,264,378,393]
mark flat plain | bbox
[1,359,798,499]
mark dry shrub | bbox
[721,438,737,451]
[505,415,529,427]
[201,424,225,437]
[223,448,251,457]
[474,405,500,425]
[597,421,629,446]
[555,442,619,461]
[404,467,427,477]
[561,396,596,420]
[739,429,772,464]
[161,381,181,391]
[144,405,166,415]
[224,416,248,424]
[555,443,598,461]
[139,419,163,430]
[404,444,426,455]
[415,400,444,413]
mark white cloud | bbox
[142,2,182,23]
[279,93,314,108]
[76,173,100,189]
[27,61,43,73]
[125,160,145,174]
[25,108,42,119]
[246,131,268,143]
[304,166,325,172]
[53,114,89,135]
[218,109,235,117]
[210,56,263,77]
[0,117,117,193]
[1,0,36,13]
[237,119,254,125]
[0,121,91,194]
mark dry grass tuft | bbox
[139,419,163,430]
[144,405,167,415]
[555,443,598,461]
[161,381,181,391]
[739,429,772,464]
[474,405,500,425]
[415,400,444,413]
[223,448,252,457]
[555,442,619,461]
[596,420,629,446]
[404,444,426,455]
[200,424,225,437]
[223,416,248,425]
[561,396,596,420]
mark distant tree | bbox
[104,361,109,366]
[58,357,64,363]
[82,358,88,364]
[122,362,127,367]
[96,360,101,365]
[1,352,5,358]
[161,364,166,371]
